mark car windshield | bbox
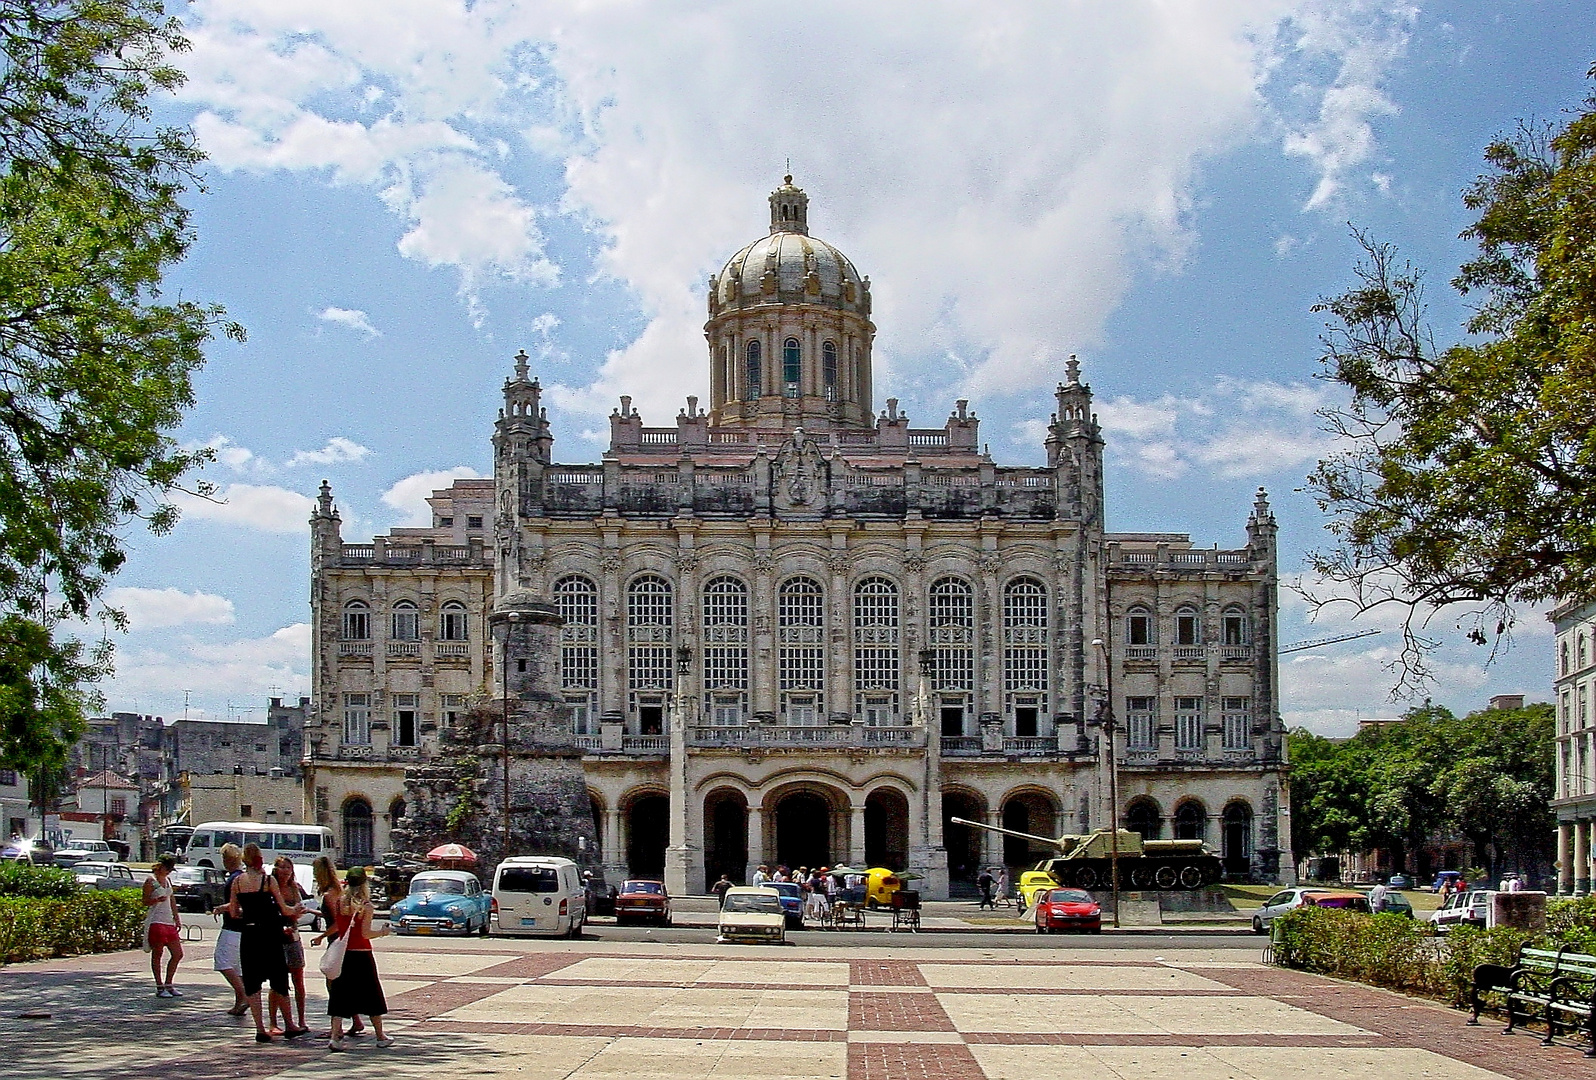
[622,881,664,894]
[410,876,466,895]
[171,868,206,883]
[499,867,560,893]
[1046,889,1094,903]
[75,863,112,874]
[722,893,782,914]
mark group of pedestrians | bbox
[712,863,869,919]
[974,866,1011,909]
[138,841,390,1051]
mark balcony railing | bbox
[1220,645,1253,662]
[387,642,421,658]
[688,725,925,748]
[434,642,472,659]
[338,642,373,658]
[1172,646,1205,662]
[1003,736,1058,756]
[1124,645,1157,661]
[940,737,982,755]
[622,735,669,754]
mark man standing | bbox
[1369,879,1389,914]
[977,868,995,910]
[711,874,733,907]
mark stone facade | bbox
[1552,599,1596,894]
[305,178,1292,892]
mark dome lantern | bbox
[769,175,809,236]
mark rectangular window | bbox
[109,797,127,817]
[440,607,469,641]
[466,515,483,529]
[1221,696,1250,751]
[1126,696,1156,750]
[343,693,371,745]
[1013,702,1039,738]
[441,694,466,730]
[712,696,743,726]
[1128,613,1151,646]
[0,769,16,786]
[1175,696,1203,750]
[437,516,453,527]
[787,695,819,726]
[393,693,419,746]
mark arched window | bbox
[1126,605,1153,647]
[1125,799,1161,840]
[778,577,825,724]
[1221,606,1247,646]
[555,576,598,732]
[702,576,749,724]
[746,340,762,398]
[626,575,674,697]
[1581,633,1589,670]
[928,577,974,693]
[1003,578,1048,735]
[390,600,419,641]
[343,799,373,862]
[438,601,469,641]
[1175,604,1200,647]
[1174,800,1207,841]
[854,577,900,724]
[342,600,370,641]
[822,340,838,401]
[782,337,801,396]
[1564,641,1572,676]
[1222,801,1254,874]
[389,798,406,826]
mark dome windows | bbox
[783,338,801,396]
[746,340,762,399]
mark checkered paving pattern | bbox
[3,936,1593,1079]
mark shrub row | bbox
[0,861,79,899]
[0,889,147,963]
[1272,898,1596,1007]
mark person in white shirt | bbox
[752,865,770,885]
[1368,881,1389,913]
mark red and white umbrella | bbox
[426,843,478,863]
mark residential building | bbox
[1553,599,1596,894]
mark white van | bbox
[491,856,586,937]
[185,822,337,869]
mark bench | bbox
[1470,944,1596,1055]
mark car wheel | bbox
[479,916,490,937]
[1252,916,1265,934]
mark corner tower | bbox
[704,176,876,430]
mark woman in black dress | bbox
[227,843,303,1043]
[326,865,392,1050]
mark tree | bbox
[0,2,241,778]
[1305,63,1596,692]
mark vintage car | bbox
[388,870,492,936]
[613,879,672,926]
[761,881,806,928]
[717,886,786,945]
[864,868,903,907]
[169,865,228,912]
[1034,887,1102,933]
[1019,869,1060,908]
[72,861,138,891]
[54,840,119,867]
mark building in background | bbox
[2,767,30,841]
[1553,599,1596,894]
[306,178,1292,891]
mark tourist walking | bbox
[326,865,391,1051]
[228,842,302,1043]
[309,856,366,1038]
[712,874,733,907]
[270,857,310,1036]
[143,853,184,997]
[215,843,249,1015]
[977,868,995,909]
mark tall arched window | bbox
[854,577,900,725]
[343,798,373,862]
[1175,604,1200,646]
[782,337,801,396]
[627,576,673,733]
[778,577,825,724]
[1174,800,1207,841]
[390,600,419,641]
[746,340,762,398]
[438,601,469,641]
[555,576,599,733]
[1126,605,1153,647]
[1125,799,1161,840]
[1221,606,1247,646]
[1003,578,1048,736]
[929,577,974,738]
[822,340,838,402]
[342,600,370,640]
[702,576,749,725]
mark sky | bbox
[84,1,1593,734]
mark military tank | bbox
[950,817,1223,891]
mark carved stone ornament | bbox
[902,554,927,574]
[828,555,852,576]
[600,555,622,576]
[752,554,776,574]
[674,551,699,573]
[979,552,1004,574]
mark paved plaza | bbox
[2,929,1592,1079]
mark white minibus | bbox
[491,856,585,937]
[185,822,337,868]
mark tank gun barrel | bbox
[949,816,1067,851]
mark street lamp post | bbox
[1091,637,1121,929]
[501,611,521,856]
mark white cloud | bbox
[317,306,381,337]
[172,483,315,534]
[175,1,1412,409]
[102,587,236,630]
[105,624,311,709]
[380,467,481,527]
[286,437,372,468]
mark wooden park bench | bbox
[1469,944,1596,1055]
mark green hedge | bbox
[0,861,79,899]
[0,889,147,963]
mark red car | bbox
[1035,887,1102,933]
[614,879,672,926]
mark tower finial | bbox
[1066,353,1080,385]
[769,175,809,235]
[513,348,530,382]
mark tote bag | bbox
[318,931,348,981]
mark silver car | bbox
[73,862,138,890]
[1250,887,1370,933]
[1429,889,1495,932]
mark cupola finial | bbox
[769,174,809,236]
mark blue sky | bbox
[89,1,1592,732]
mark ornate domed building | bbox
[305,178,1293,896]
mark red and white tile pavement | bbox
[2,934,1592,1079]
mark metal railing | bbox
[1002,736,1058,755]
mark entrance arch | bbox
[941,790,985,881]
[999,790,1057,867]
[1125,798,1162,840]
[864,787,909,870]
[1222,801,1253,878]
[773,790,834,871]
[703,787,749,884]
[342,798,373,865]
[625,793,669,877]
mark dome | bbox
[709,177,871,317]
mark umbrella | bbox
[827,864,862,876]
[426,843,478,863]
[895,872,924,882]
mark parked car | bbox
[1034,887,1102,933]
[54,840,119,867]
[1385,874,1411,889]
[1251,887,1371,933]
[717,886,786,945]
[761,881,805,928]
[72,861,138,890]
[1020,869,1060,908]
[1379,891,1414,918]
[583,871,617,917]
[390,870,491,936]
[2,837,55,865]
[170,865,228,912]
[613,879,672,927]
[1429,889,1496,932]
[491,856,586,938]
[864,868,904,908]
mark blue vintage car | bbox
[388,870,492,936]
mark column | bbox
[1558,822,1573,895]
[849,802,868,867]
[1576,820,1590,896]
[746,805,765,878]
[602,808,624,880]
[982,809,1002,870]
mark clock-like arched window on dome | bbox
[822,341,838,402]
[783,338,801,397]
[745,340,762,399]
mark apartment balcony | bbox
[688,724,925,749]
[338,642,373,659]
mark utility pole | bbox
[1092,637,1121,929]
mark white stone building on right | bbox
[1552,598,1596,894]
